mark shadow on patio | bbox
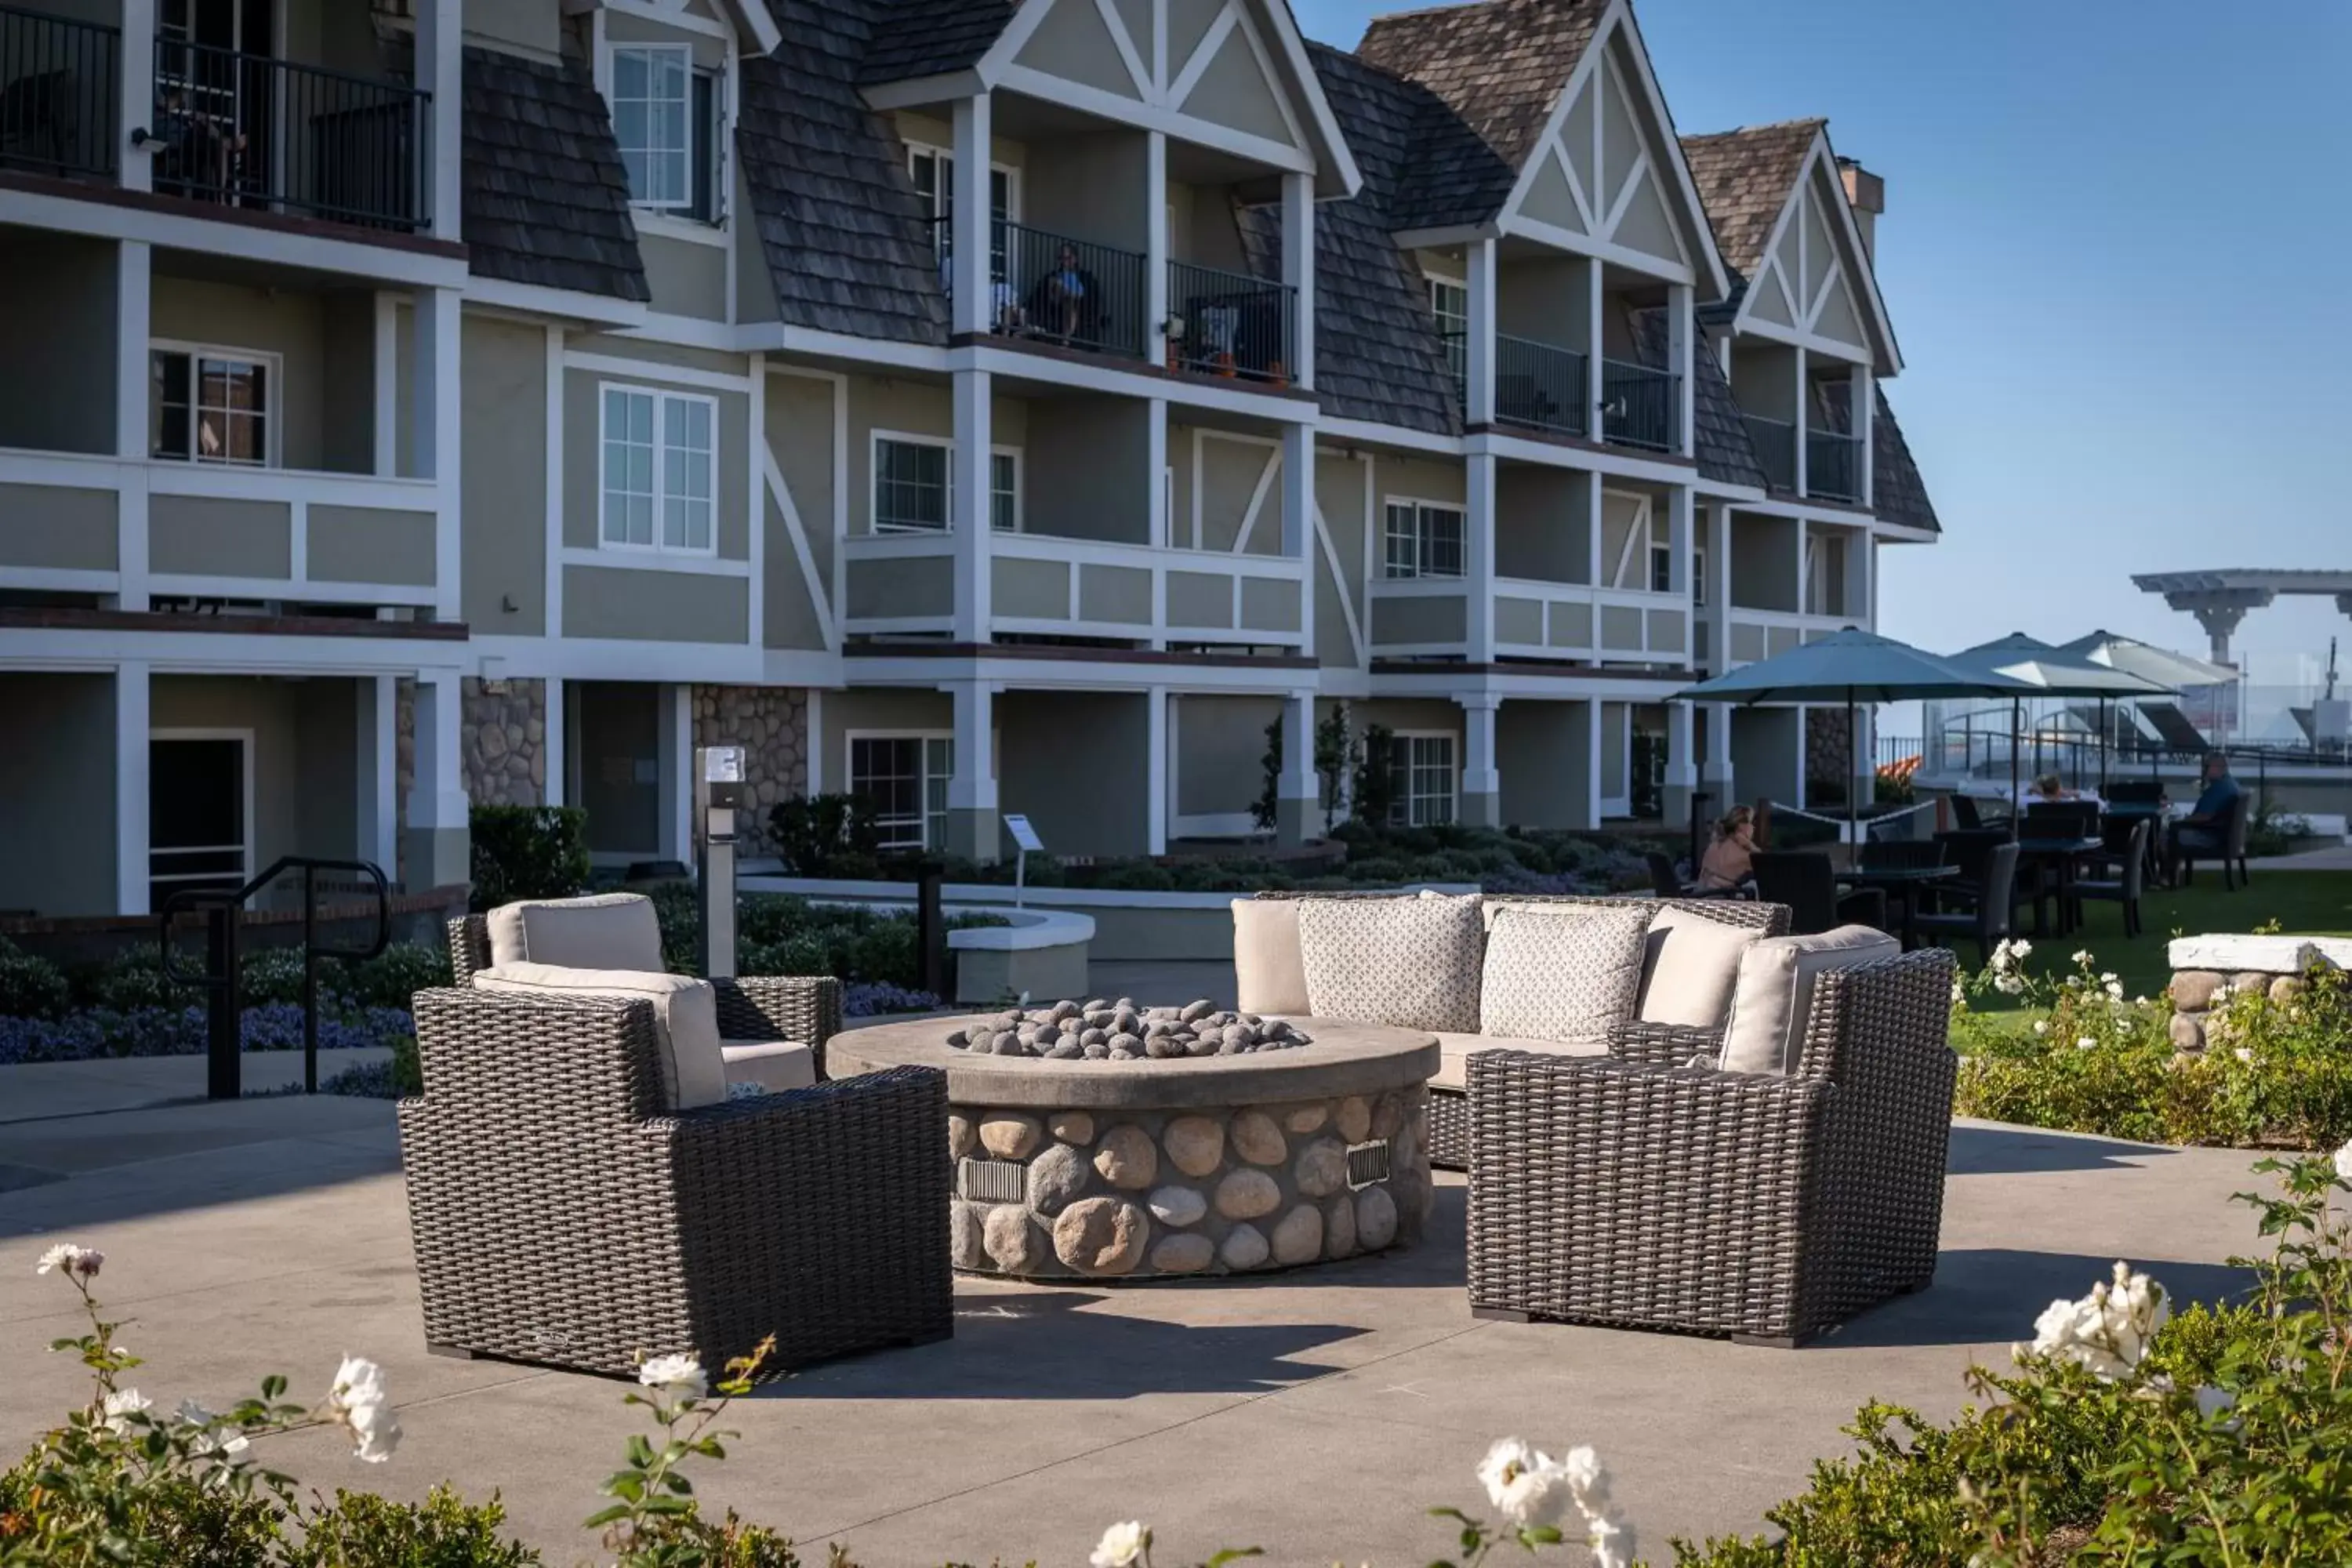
[1825,1247,2254,1351]
[1947,1120,2180,1175]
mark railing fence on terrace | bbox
[932,216,1148,360]
[1599,358,1677,452]
[1167,260,1294,383]
[0,4,118,179]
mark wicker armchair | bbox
[1465,946,1958,1347]
[397,986,953,1379]
[448,914,843,1078]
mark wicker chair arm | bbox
[713,974,844,1076]
[1608,1020,1723,1069]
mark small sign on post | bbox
[1002,813,1044,908]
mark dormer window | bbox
[612,43,724,222]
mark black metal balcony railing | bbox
[1168,260,1294,384]
[1599,358,1678,452]
[1494,332,1587,437]
[150,35,426,229]
[1806,428,1863,503]
[1744,412,1797,491]
[932,216,1146,360]
[0,4,118,180]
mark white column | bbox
[1668,282,1696,459]
[1281,169,1315,389]
[404,672,470,891]
[1145,132,1169,368]
[1668,482,1694,598]
[1463,238,1496,426]
[356,674,397,875]
[657,683,692,866]
[1279,423,1316,657]
[541,675,566,807]
[1460,695,1500,829]
[1580,698,1604,831]
[410,286,462,620]
[946,679,999,861]
[119,0,153,193]
[1145,687,1168,855]
[1704,498,1733,662]
[1585,260,1606,438]
[949,94,992,336]
[1465,452,1497,663]
[1147,397,1170,549]
[114,661,150,916]
[1584,470,1605,589]
[417,0,463,238]
[1851,362,1875,504]
[952,368,993,642]
[1791,344,1809,496]
[1275,689,1318,845]
[114,241,150,612]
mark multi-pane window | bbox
[1692,543,1708,607]
[684,67,725,223]
[991,451,1020,532]
[600,386,715,552]
[1383,501,1465,579]
[611,45,691,209]
[909,147,1014,273]
[1429,277,1468,384]
[1387,734,1457,827]
[150,349,270,466]
[1649,513,1673,593]
[873,437,1018,532]
[849,735,953,851]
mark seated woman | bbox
[2017,771,2102,809]
[1693,805,1759,895]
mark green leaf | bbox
[628,1432,656,1467]
[584,1503,633,1527]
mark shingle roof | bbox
[1356,0,1606,228]
[1679,119,1820,285]
[737,0,950,343]
[1631,310,1766,491]
[856,0,1013,85]
[460,48,648,302]
[1871,386,1939,532]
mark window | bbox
[1429,276,1468,384]
[909,144,1014,272]
[850,734,953,851]
[684,67,725,223]
[991,450,1020,533]
[600,385,716,553]
[612,45,692,209]
[150,348,270,466]
[1649,513,1673,593]
[1386,733,1457,827]
[872,435,1018,532]
[1383,500,1465,579]
[1692,542,1708,607]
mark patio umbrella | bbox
[1674,627,2034,844]
[1947,634,2173,799]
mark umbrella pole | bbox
[2099,698,2108,794]
[2009,698,2021,840]
[1848,690,1860,854]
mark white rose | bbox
[1476,1436,1568,1528]
[100,1388,151,1435]
[1090,1521,1150,1568]
[636,1352,709,1402]
[2032,1020,2049,1036]
[2332,1140,2352,1186]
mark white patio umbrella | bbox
[1947,633,2174,800]
[1674,627,2034,843]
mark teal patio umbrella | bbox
[1675,627,2034,843]
[1948,633,2173,801]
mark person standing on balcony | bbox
[1028,243,1098,346]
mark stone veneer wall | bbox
[691,685,808,855]
[2165,934,2352,1051]
[947,1085,1432,1279]
[1806,708,1853,802]
[461,677,547,807]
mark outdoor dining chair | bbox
[2075,817,2151,937]
[1751,851,1887,938]
[1911,842,2021,965]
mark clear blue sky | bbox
[1293,0,2352,693]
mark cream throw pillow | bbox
[1718,926,1900,1076]
[1231,898,1311,1015]
[1297,895,1483,1032]
[472,962,728,1109]
[485,893,664,972]
[1637,906,1766,1027]
[1478,903,1652,1044]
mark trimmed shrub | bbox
[467,805,590,913]
[766,793,882,876]
[0,939,71,1021]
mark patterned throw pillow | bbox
[1478,904,1653,1044]
[1296,895,1484,1032]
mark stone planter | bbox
[2165,934,2352,1051]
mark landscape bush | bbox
[0,940,71,1021]
[643,883,991,1002]
[765,793,884,877]
[469,805,592,913]
[0,1004,416,1069]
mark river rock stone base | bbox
[2165,934,2352,1051]
[946,998,1310,1061]
[948,1085,1431,1279]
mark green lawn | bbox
[1937,869,2352,1011]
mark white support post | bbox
[1584,470,1605,589]
[1668,483,1694,597]
[114,661,150,916]
[356,674,397,875]
[1791,344,1809,497]
[1145,687,1168,855]
[1796,519,1811,617]
[658,683,692,866]
[1585,259,1606,439]
[1464,238,1496,426]
[114,240,149,611]
[949,95,992,336]
[1279,423,1316,656]
[1145,132,1169,368]
[1460,695,1500,829]
[372,292,400,477]
[1281,169,1315,389]
[119,0,153,192]
[404,672,470,892]
[411,286,461,620]
[1580,698,1604,831]
[1668,282,1695,459]
[1663,699,1697,830]
[541,675,566,807]
[417,0,463,238]
[1852,361,1875,506]
[946,679,999,861]
[951,368,992,642]
[1276,689,1317,845]
[1465,452,1497,663]
[1704,498,1733,661]
[804,689,824,797]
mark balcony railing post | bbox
[1167,259,1294,383]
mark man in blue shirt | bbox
[2163,752,2243,886]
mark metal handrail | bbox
[1494,332,1588,437]
[0,4,119,180]
[1167,259,1294,383]
[159,855,390,1098]
[1806,427,1863,503]
[1599,358,1679,452]
[1742,412,1797,490]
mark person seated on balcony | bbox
[936,244,1023,332]
[2161,751,2241,886]
[1026,244,1099,346]
[150,85,244,202]
[1693,804,1759,895]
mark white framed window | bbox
[848,731,953,851]
[1386,731,1457,827]
[599,383,717,554]
[1382,499,1465,579]
[611,44,693,209]
[1428,274,1468,383]
[871,432,1020,532]
[1692,542,1708,607]
[1649,511,1673,593]
[149,344,276,466]
[908,142,1017,273]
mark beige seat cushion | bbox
[1637,906,1767,1028]
[1298,894,1484,1033]
[472,962,727,1109]
[720,1040,817,1094]
[1719,926,1901,1077]
[1231,898,1309,1016]
[1431,1031,1609,1091]
[486,893,663,972]
[1478,902,1651,1044]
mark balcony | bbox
[1806,427,1863,503]
[935,217,1147,360]
[1599,359,1678,452]
[1494,333,1587,437]
[1744,414,1796,492]
[0,7,430,231]
[1167,260,1294,384]
[1368,575,1688,665]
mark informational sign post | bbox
[695,746,747,978]
[1002,813,1044,908]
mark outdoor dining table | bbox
[2014,835,2106,937]
[1837,862,1960,949]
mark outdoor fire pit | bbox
[829,1005,1439,1281]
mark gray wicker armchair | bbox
[448,914,843,1078]
[1467,946,1958,1347]
[397,986,953,1380]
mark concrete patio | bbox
[0,1064,2266,1566]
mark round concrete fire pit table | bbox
[829,1015,1441,1280]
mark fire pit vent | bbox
[958,1157,1027,1204]
[1346,1140,1392,1189]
